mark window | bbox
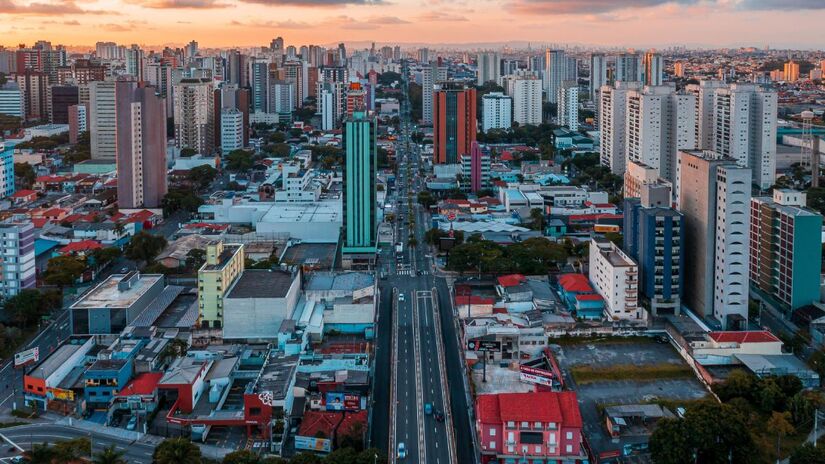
[534,421,542,429]
[566,445,573,453]
[249,407,261,416]
[566,431,573,440]
[488,441,496,449]
[489,429,496,436]
[534,445,541,454]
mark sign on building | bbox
[467,339,501,352]
[295,435,332,453]
[325,392,361,412]
[14,347,39,367]
[519,365,554,387]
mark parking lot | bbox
[553,339,709,462]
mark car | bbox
[434,410,445,422]
[398,293,405,302]
[424,402,433,415]
[120,267,129,273]
[397,442,406,459]
[10,457,23,463]
[126,415,137,431]
[654,335,669,344]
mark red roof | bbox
[709,331,781,344]
[497,274,526,287]
[11,190,37,199]
[558,274,593,293]
[41,207,67,217]
[125,209,156,223]
[337,411,367,438]
[184,222,229,231]
[59,240,103,254]
[575,294,603,302]
[298,411,342,438]
[568,213,623,222]
[477,391,582,427]
[454,295,495,306]
[31,218,51,228]
[116,372,163,397]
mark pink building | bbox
[476,391,587,464]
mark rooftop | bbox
[70,273,164,310]
[476,391,583,427]
[709,331,781,344]
[226,269,296,299]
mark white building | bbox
[642,52,663,86]
[599,81,641,175]
[173,78,215,155]
[482,92,512,132]
[222,269,302,340]
[544,49,567,104]
[477,51,501,86]
[0,82,24,119]
[557,81,579,131]
[0,219,36,298]
[504,75,542,126]
[274,162,321,202]
[686,80,727,150]
[421,62,447,125]
[270,80,295,115]
[220,108,244,153]
[588,237,643,322]
[89,81,117,160]
[615,53,641,82]
[590,53,607,102]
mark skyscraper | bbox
[174,78,215,155]
[615,52,641,82]
[481,92,512,132]
[544,49,567,104]
[50,85,78,124]
[421,61,447,125]
[558,81,579,130]
[677,150,751,329]
[15,70,49,121]
[642,51,663,86]
[342,110,377,269]
[249,60,269,113]
[461,141,490,193]
[0,219,35,298]
[0,81,24,119]
[784,61,800,82]
[220,108,244,154]
[283,60,305,108]
[686,80,726,150]
[433,83,477,165]
[599,81,641,174]
[116,81,167,209]
[125,45,144,81]
[476,51,501,86]
[504,75,542,127]
[590,53,607,101]
[89,80,117,160]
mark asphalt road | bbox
[0,424,155,463]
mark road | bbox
[371,59,476,464]
[0,424,155,463]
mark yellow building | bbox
[198,241,244,329]
[784,61,800,82]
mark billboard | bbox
[295,435,332,453]
[46,387,75,402]
[14,347,39,367]
[519,365,554,387]
[467,339,501,352]
[325,392,361,412]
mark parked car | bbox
[397,442,406,459]
[126,416,137,431]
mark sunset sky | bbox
[1,0,825,50]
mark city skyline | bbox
[2,0,825,50]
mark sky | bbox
[1,0,825,50]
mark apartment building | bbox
[588,237,643,322]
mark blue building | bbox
[83,338,145,409]
[0,143,14,199]
[624,195,684,317]
[342,110,377,270]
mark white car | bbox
[398,293,405,302]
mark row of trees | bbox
[446,236,569,275]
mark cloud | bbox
[417,11,469,21]
[323,15,410,28]
[508,0,698,15]
[127,0,230,8]
[368,15,410,24]
[240,0,385,6]
[230,19,312,28]
[738,0,825,9]
[100,20,150,32]
[0,0,111,15]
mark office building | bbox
[56,60,105,85]
[269,80,295,115]
[590,53,607,101]
[282,60,305,108]
[558,81,579,131]
[0,81,24,119]
[750,190,822,312]
[504,75,542,126]
[615,53,641,82]
[625,85,696,183]
[642,52,663,86]
[544,49,567,104]
[68,103,88,144]
[50,85,78,124]
[345,82,367,119]
[0,219,34,298]
[711,84,777,189]
[461,142,490,193]
[89,81,117,160]
[422,61,448,125]
[589,237,643,321]
[481,92,512,132]
[476,51,501,86]
[249,60,269,113]
[623,184,683,316]
[433,83,477,165]
[677,150,751,329]
[599,81,641,174]
[173,78,215,155]
[784,61,800,82]
[417,48,429,63]
[15,70,49,122]
[145,62,179,116]
[198,242,245,330]
[342,110,378,269]
[220,108,244,153]
[71,272,165,334]
[686,80,727,150]
[317,81,345,131]
[116,82,167,210]
[125,45,144,81]
[226,50,247,87]
[214,84,249,149]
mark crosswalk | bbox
[395,269,428,276]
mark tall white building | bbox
[642,52,663,86]
[125,45,144,81]
[677,150,751,329]
[220,108,244,153]
[0,82,24,119]
[477,52,501,86]
[544,49,567,104]
[421,61,447,124]
[481,92,512,132]
[270,80,295,115]
[590,53,607,101]
[504,75,542,126]
[316,81,345,130]
[615,53,641,82]
[625,85,696,183]
[89,80,117,160]
[686,80,727,150]
[173,78,215,155]
[599,81,641,175]
[589,237,644,322]
[0,219,35,298]
[711,84,777,190]
[557,81,579,131]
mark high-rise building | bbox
[615,52,641,82]
[599,81,641,174]
[393,46,401,61]
[125,45,144,81]
[317,81,345,130]
[504,75,542,126]
[750,190,822,312]
[95,41,121,60]
[558,80,579,130]
[0,219,35,298]
[342,110,377,269]
[185,40,198,62]
[198,241,245,330]
[623,183,683,316]
[590,53,607,101]
[642,51,663,86]
[674,61,685,78]
[784,61,800,82]
[56,59,106,85]
[544,49,567,104]
[249,60,269,113]
[0,81,24,119]
[226,50,247,86]
[269,80,295,115]
[677,150,751,329]
[461,141,490,193]
[145,62,179,116]
[711,83,777,189]
[214,84,249,149]
[481,92,512,132]
[417,48,429,63]
[476,51,501,86]
[220,108,244,154]
[50,85,77,124]
[116,82,167,209]
[433,83,477,165]
[174,78,215,155]
[68,103,88,144]
[686,80,727,151]
[625,85,696,183]
[421,61,447,125]
[282,60,305,108]
[14,70,49,121]
[345,81,367,119]
[589,237,643,321]
[89,80,117,160]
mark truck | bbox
[395,242,403,254]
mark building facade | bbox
[198,242,245,330]
[481,92,512,132]
[599,81,641,175]
[461,142,490,193]
[589,237,643,322]
[421,61,448,125]
[174,78,215,155]
[433,83,477,165]
[342,111,378,269]
[0,219,36,298]
[477,52,501,86]
[89,80,117,160]
[504,75,542,127]
[557,81,579,131]
[220,108,244,154]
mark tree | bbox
[417,191,435,209]
[162,189,204,217]
[43,255,86,287]
[124,231,167,264]
[93,445,127,464]
[90,247,122,267]
[526,208,545,231]
[179,148,197,157]
[152,438,202,464]
[649,418,693,464]
[262,143,291,158]
[288,453,322,464]
[790,443,825,464]
[188,165,217,191]
[767,411,795,459]
[14,163,36,189]
[714,369,756,403]
[23,443,55,464]
[225,149,254,171]
[52,437,90,464]
[269,132,286,143]
[185,248,206,270]
[3,289,61,328]
[222,450,260,464]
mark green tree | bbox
[288,453,322,464]
[790,443,825,464]
[221,450,260,464]
[43,255,87,287]
[14,163,36,189]
[767,411,795,459]
[714,369,757,403]
[89,247,122,268]
[188,165,217,191]
[179,148,197,157]
[152,438,202,464]
[417,191,435,209]
[526,208,545,231]
[93,445,127,464]
[262,143,291,158]
[23,443,55,464]
[269,132,286,143]
[758,378,786,412]
[161,189,204,217]
[3,289,61,327]
[124,231,167,264]
[52,437,90,464]
[225,149,254,171]
[649,417,693,464]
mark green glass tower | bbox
[342,110,377,265]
